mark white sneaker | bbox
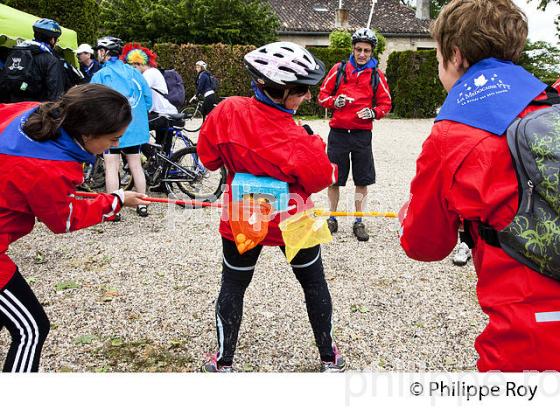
[452,242,471,266]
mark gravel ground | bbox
[1,118,486,372]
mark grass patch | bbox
[93,338,195,372]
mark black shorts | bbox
[327,128,375,186]
[107,145,142,155]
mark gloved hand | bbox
[334,94,349,109]
[302,124,314,135]
[189,95,198,104]
[357,107,376,120]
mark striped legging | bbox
[0,269,50,372]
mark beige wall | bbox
[279,33,436,72]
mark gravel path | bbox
[1,118,486,372]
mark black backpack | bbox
[470,87,560,281]
[0,48,41,101]
[208,71,219,91]
[331,60,379,104]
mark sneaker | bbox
[327,218,338,234]
[136,205,149,217]
[201,353,234,373]
[352,221,369,242]
[452,242,471,266]
[321,344,346,373]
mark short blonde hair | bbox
[431,0,528,67]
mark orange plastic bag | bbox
[228,198,272,254]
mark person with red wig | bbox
[122,44,178,157]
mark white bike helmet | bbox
[195,60,207,69]
[244,42,325,89]
[95,36,123,53]
[352,28,378,49]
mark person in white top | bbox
[121,44,177,154]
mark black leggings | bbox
[0,269,50,372]
[215,238,335,366]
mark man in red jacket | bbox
[197,42,343,373]
[318,28,392,241]
[400,0,560,371]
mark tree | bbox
[399,0,450,18]
[99,0,279,46]
[518,40,560,83]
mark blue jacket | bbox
[91,58,152,148]
[80,59,101,83]
[196,71,213,96]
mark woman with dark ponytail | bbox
[0,83,149,372]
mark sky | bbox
[513,0,559,44]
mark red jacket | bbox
[0,103,123,290]
[197,96,337,246]
[318,61,392,130]
[554,78,560,92]
[400,93,560,371]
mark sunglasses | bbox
[354,47,373,54]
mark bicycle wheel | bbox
[164,147,226,201]
[181,104,204,132]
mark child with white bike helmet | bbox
[197,42,344,372]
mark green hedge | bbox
[154,43,355,116]
[154,43,256,100]
[386,50,447,118]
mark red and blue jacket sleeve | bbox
[317,63,340,110]
[197,113,224,171]
[399,125,460,261]
[24,164,123,234]
[283,132,338,194]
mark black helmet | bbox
[32,18,62,40]
[352,28,377,49]
[244,42,326,89]
[95,36,124,54]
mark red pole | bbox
[75,191,222,209]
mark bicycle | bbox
[181,99,204,132]
[123,113,226,202]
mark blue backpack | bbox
[153,68,185,110]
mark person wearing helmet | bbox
[197,42,344,373]
[318,27,392,242]
[76,43,100,83]
[0,18,65,102]
[189,60,219,117]
[91,37,153,219]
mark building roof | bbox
[267,0,431,35]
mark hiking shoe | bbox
[136,205,149,217]
[327,218,338,234]
[452,242,471,266]
[321,344,346,373]
[201,353,234,373]
[352,221,369,242]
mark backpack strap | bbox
[477,223,501,247]
[332,60,347,96]
[531,86,560,106]
[371,67,379,106]
[151,87,168,98]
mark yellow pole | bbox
[314,209,397,218]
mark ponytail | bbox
[22,100,67,141]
